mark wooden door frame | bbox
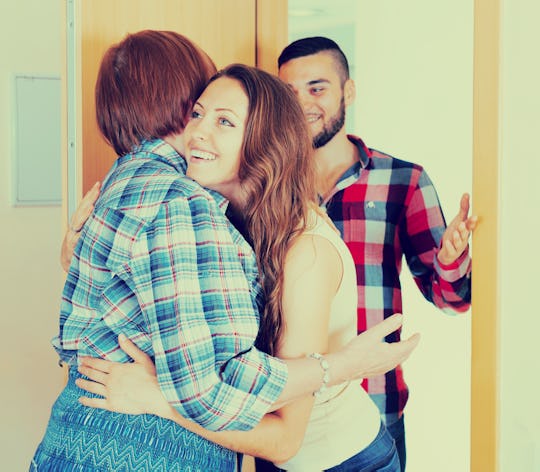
[471,0,500,470]
[255,0,287,74]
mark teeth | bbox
[306,115,320,123]
[191,149,216,161]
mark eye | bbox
[310,87,325,95]
[218,117,234,127]
[190,110,202,119]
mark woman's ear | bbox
[343,79,356,107]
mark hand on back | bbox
[330,314,420,382]
[61,182,100,271]
[76,334,166,417]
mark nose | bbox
[189,116,209,141]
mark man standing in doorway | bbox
[255,36,476,472]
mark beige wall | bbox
[356,1,540,470]
[0,0,66,469]
[499,0,540,469]
[355,1,473,471]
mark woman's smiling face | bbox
[184,76,249,202]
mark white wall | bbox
[499,0,540,470]
[355,1,540,470]
[289,1,473,470]
[0,0,66,469]
[354,2,473,471]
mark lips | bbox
[190,149,217,161]
[306,114,320,124]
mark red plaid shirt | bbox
[322,135,471,424]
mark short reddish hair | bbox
[95,30,216,155]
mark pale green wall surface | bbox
[289,0,474,469]
[354,2,473,471]
[0,0,65,469]
[499,0,540,470]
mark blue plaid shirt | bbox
[53,139,287,432]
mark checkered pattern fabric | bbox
[323,135,471,424]
[53,139,287,432]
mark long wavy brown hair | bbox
[208,64,317,355]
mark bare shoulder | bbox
[284,231,343,294]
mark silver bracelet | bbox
[308,352,330,397]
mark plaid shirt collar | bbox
[121,139,230,213]
[333,135,373,190]
[320,135,374,206]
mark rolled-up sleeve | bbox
[402,170,472,314]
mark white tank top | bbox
[276,211,381,471]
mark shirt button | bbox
[367,201,375,208]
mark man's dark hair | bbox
[278,36,350,84]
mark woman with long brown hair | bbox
[75,64,414,471]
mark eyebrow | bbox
[194,101,241,118]
[307,79,331,86]
[215,107,240,118]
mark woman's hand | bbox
[61,181,101,272]
[329,313,420,383]
[77,337,310,461]
[76,334,170,418]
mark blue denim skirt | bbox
[30,368,238,471]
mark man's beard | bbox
[313,97,346,149]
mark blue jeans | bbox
[325,422,399,472]
[386,416,406,472]
[256,422,399,472]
